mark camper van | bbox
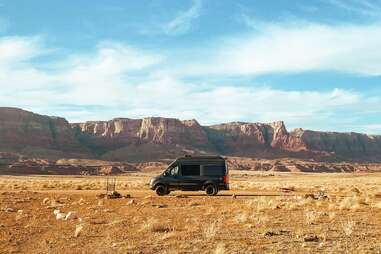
[149,155,229,196]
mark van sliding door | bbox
[180,164,201,190]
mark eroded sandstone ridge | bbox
[0,108,87,158]
[1,107,381,162]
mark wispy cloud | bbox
[327,0,381,17]
[163,0,202,35]
[169,20,381,77]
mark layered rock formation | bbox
[0,108,87,158]
[207,121,308,156]
[1,107,381,162]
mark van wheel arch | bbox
[204,183,218,196]
[155,184,169,196]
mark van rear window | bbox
[181,165,200,176]
[201,165,225,176]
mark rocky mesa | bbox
[1,107,381,162]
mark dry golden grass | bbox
[0,171,380,253]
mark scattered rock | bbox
[304,235,319,242]
[280,187,295,193]
[232,194,237,199]
[124,194,131,198]
[96,191,122,199]
[96,194,106,199]
[56,213,66,220]
[15,199,29,204]
[74,224,83,237]
[107,191,122,199]
[263,231,278,237]
[152,204,168,208]
[304,192,328,200]
[90,219,107,225]
[127,199,136,205]
[42,198,50,205]
[46,203,64,209]
[4,207,15,213]
[65,211,78,220]
[351,187,361,195]
[78,198,86,205]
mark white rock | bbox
[65,211,78,220]
[53,209,61,215]
[56,213,66,220]
[78,198,85,205]
[74,224,83,237]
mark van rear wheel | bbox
[205,184,218,196]
[155,185,168,196]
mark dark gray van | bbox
[149,155,229,196]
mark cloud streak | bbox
[327,0,381,17]
[163,0,202,35]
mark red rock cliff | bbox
[0,108,86,157]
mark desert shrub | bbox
[214,243,225,254]
[342,221,355,237]
[305,210,318,225]
[141,218,173,233]
[203,220,219,239]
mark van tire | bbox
[205,184,218,196]
[155,184,168,196]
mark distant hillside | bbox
[1,107,381,162]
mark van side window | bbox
[202,165,225,176]
[181,165,200,176]
[170,166,179,176]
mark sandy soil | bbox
[0,172,380,253]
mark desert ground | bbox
[0,171,380,254]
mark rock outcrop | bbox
[207,122,381,161]
[71,117,212,160]
[0,108,87,158]
[207,121,308,156]
[72,117,209,146]
[1,107,381,162]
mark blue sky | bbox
[0,0,381,134]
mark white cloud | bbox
[0,36,43,65]
[0,35,380,133]
[172,21,381,77]
[163,0,202,35]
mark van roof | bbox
[176,155,225,161]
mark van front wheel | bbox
[155,185,168,196]
[205,184,218,196]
